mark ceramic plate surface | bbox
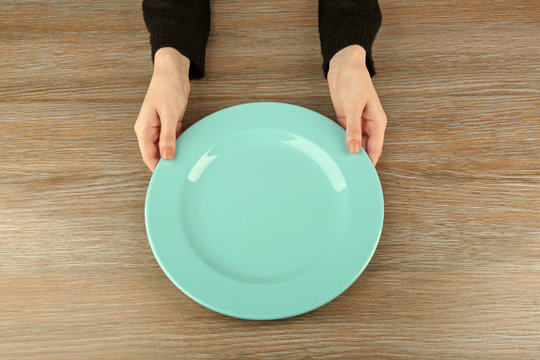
[145,102,384,320]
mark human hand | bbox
[134,47,191,172]
[327,45,387,165]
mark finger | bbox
[362,135,368,152]
[138,136,160,172]
[329,85,346,128]
[175,120,183,138]
[343,97,366,154]
[158,104,185,160]
[364,99,387,165]
[135,108,160,172]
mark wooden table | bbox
[1,0,539,358]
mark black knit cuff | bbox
[320,27,379,78]
[319,1,382,78]
[142,1,210,80]
[147,23,209,79]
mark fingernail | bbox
[162,146,174,160]
[348,139,361,153]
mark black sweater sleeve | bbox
[319,0,382,78]
[142,0,210,79]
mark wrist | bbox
[329,45,367,72]
[154,47,190,77]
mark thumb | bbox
[158,109,182,160]
[344,100,365,154]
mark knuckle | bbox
[133,121,142,134]
[160,133,176,143]
[141,152,157,169]
[141,155,151,167]
[380,112,388,124]
[347,127,363,138]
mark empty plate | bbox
[145,102,384,320]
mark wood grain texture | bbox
[1,0,539,358]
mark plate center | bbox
[181,130,348,284]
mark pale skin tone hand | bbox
[134,47,190,172]
[136,45,386,171]
[328,45,387,165]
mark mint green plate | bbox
[145,102,384,320]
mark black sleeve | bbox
[142,0,211,79]
[318,0,382,78]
